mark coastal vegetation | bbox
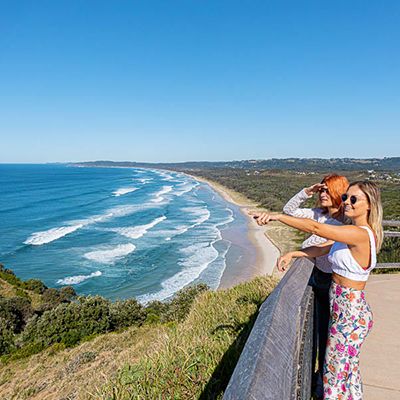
[0,264,208,362]
[0,265,277,399]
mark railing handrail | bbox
[223,258,314,400]
[376,220,400,269]
[382,220,400,227]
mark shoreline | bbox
[186,173,281,288]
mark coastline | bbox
[186,173,281,288]
[70,164,291,290]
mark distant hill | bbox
[71,157,400,172]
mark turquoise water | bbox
[0,164,246,301]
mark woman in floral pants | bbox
[324,282,374,399]
[251,181,383,399]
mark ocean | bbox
[0,164,249,301]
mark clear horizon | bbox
[2,155,400,165]
[1,1,399,163]
[1,155,399,164]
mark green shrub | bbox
[14,288,30,299]
[2,341,45,361]
[163,283,209,322]
[0,264,23,287]
[0,297,34,333]
[59,285,77,301]
[22,279,47,294]
[61,329,82,347]
[38,286,77,312]
[0,317,15,355]
[110,299,146,329]
[22,296,112,349]
[41,288,62,308]
[145,300,169,324]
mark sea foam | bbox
[215,208,234,227]
[113,187,138,196]
[84,243,136,264]
[57,271,102,285]
[112,216,167,239]
[137,240,219,303]
[24,224,84,245]
[156,171,175,181]
[24,204,149,246]
[161,206,210,241]
[175,181,199,197]
[151,186,173,203]
[137,178,153,184]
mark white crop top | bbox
[328,226,376,282]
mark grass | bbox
[0,276,277,400]
[99,276,278,399]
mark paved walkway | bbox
[361,273,400,399]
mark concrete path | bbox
[361,273,400,399]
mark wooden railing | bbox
[223,258,315,400]
[376,220,400,269]
[223,220,399,399]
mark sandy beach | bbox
[187,174,281,288]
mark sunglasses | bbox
[341,193,358,205]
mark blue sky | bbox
[1,1,399,163]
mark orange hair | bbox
[321,174,349,209]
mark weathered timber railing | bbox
[223,220,399,399]
[223,258,315,400]
[376,220,400,269]
[383,220,400,227]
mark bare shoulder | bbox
[345,225,371,246]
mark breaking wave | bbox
[57,271,102,285]
[113,187,138,196]
[84,243,136,264]
[112,216,167,239]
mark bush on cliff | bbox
[38,286,77,313]
[0,297,34,333]
[0,265,210,360]
[22,279,47,294]
[21,296,113,349]
[0,317,15,355]
[148,282,209,323]
[110,298,147,329]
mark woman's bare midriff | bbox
[332,272,367,291]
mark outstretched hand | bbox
[248,211,280,226]
[277,253,293,272]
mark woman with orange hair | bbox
[282,174,349,398]
[250,181,383,399]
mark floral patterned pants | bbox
[323,282,373,400]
